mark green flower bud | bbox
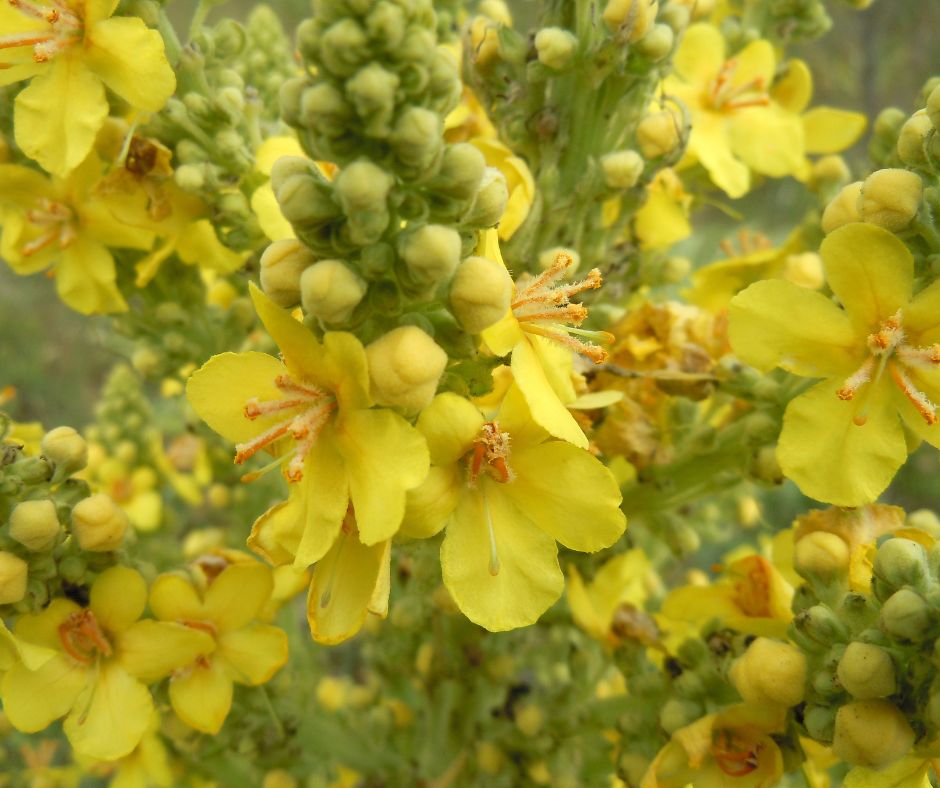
[897,112,932,167]
[833,700,914,768]
[803,704,836,742]
[515,704,544,737]
[9,500,61,551]
[449,255,513,333]
[636,109,682,159]
[601,150,644,190]
[534,27,577,70]
[436,143,486,199]
[335,160,393,216]
[260,239,317,308]
[41,426,87,476]
[131,346,161,377]
[275,166,340,231]
[216,86,245,119]
[821,181,863,234]
[402,225,462,286]
[213,20,246,58]
[174,163,205,192]
[70,494,128,552]
[658,4,689,33]
[837,641,896,699]
[809,155,851,191]
[859,169,922,231]
[366,326,448,413]
[300,260,367,324]
[658,698,702,735]
[319,19,369,77]
[279,76,307,126]
[636,24,674,61]
[603,0,659,40]
[874,537,929,593]
[881,588,932,641]
[390,107,443,170]
[874,107,906,143]
[794,531,850,580]
[795,604,849,644]
[927,85,940,132]
[0,552,28,605]
[908,509,940,537]
[366,2,407,49]
[462,167,509,229]
[662,256,691,283]
[750,445,782,484]
[729,637,806,707]
[347,63,400,138]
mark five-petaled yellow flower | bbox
[730,223,940,506]
[0,0,175,177]
[402,388,626,631]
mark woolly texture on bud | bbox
[832,700,914,768]
[859,169,922,232]
[9,499,61,552]
[366,326,448,413]
[636,110,681,159]
[794,531,850,579]
[603,0,659,41]
[601,150,644,189]
[821,182,863,234]
[449,255,513,333]
[71,494,129,552]
[897,112,931,166]
[534,28,577,70]
[260,240,318,308]
[0,552,28,604]
[837,642,896,699]
[300,260,367,324]
[729,637,806,708]
[402,225,463,287]
[41,426,88,476]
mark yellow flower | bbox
[0,566,213,760]
[149,561,288,734]
[0,0,175,177]
[729,223,940,505]
[642,703,786,788]
[469,138,535,241]
[660,554,794,638]
[633,168,692,251]
[0,155,154,313]
[402,388,626,631]
[251,135,305,242]
[187,284,429,569]
[664,23,803,198]
[481,230,613,449]
[78,712,173,788]
[83,449,162,532]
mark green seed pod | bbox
[836,641,896,699]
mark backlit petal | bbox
[293,430,348,567]
[673,23,724,86]
[218,624,288,685]
[772,59,812,114]
[169,663,233,735]
[90,565,147,633]
[116,620,214,683]
[415,393,483,466]
[205,562,273,632]
[803,108,867,154]
[728,106,804,178]
[57,236,128,315]
[688,113,750,198]
[1,655,86,732]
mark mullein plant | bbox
[8,0,940,785]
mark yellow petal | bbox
[307,532,388,644]
[803,108,867,154]
[0,164,52,208]
[335,409,429,545]
[293,432,349,567]
[84,0,120,25]
[843,757,932,788]
[728,106,805,178]
[728,279,861,377]
[186,351,289,444]
[772,59,813,114]
[176,220,247,274]
[0,655,86,732]
[905,279,940,339]
[321,332,372,411]
[441,484,563,631]
[84,16,175,111]
[482,310,525,357]
[150,573,204,622]
[566,566,609,642]
[14,55,107,177]
[731,38,775,87]
[64,661,152,760]
[254,136,305,175]
[634,188,692,250]
[495,383,551,450]
[124,489,162,531]
[57,236,128,314]
[401,465,461,539]
[205,562,273,632]
[169,662,233,735]
[689,113,750,198]
[217,623,288,685]
[14,598,80,650]
[90,565,147,633]
[821,223,913,331]
[778,379,907,506]
[673,23,724,86]
[79,198,155,250]
[415,392,483,466]
[252,184,296,241]
[248,498,304,565]
[117,620,214,683]
[249,283,328,382]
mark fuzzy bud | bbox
[880,588,932,641]
[436,144,486,199]
[463,167,509,229]
[300,260,367,324]
[837,642,896,699]
[859,169,922,231]
[366,326,448,413]
[794,531,850,579]
[810,155,851,190]
[346,63,400,137]
[833,700,914,768]
[449,255,513,333]
[729,637,806,708]
[41,426,87,476]
[70,494,128,552]
[601,150,644,190]
[534,27,577,70]
[637,23,674,61]
[469,16,501,69]
[9,500,61,551]
[0,552,27,604]
[927,84,940,132]
[821,181,863,233]
[402,225,462,287]
[897,112,932,167]
[636,109,681,159]
[603,0,659,40]
[874,537,929,593]
[260,240,317,308]
[391,107,443,170]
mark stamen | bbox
[234,421,292,464]
[243,397,308,419]
[837,358,875,401]
[239,453,288,483]
[0,33,53,49]
[890,363,938,425]
[58,610,112,665]
[20,230,58,257]
[522,324,609,363]
[274,375,328,398]
[897,343,940,367]
[515,303,589,326]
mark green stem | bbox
[257,684,286,741]
[189,0,212,40]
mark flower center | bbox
[731,556,772,618]
[711,729,761,777]
[0,0,82,65]
[837,310,940,426]
[21,198,77,257]
[235,374,336,483]
[706,59,770,112]
[467,421,514,486]
[58,609,112,665]
[511,252,613,363]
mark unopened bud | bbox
[402,225,462,287]
[366,327,448,413]
[601,150,644,189]
[534,27,577,70]
[346,62,400,137]
[833,700,914,768]
[794,531,850,579]
[437,144,486,199]
[859,169,922,231]
[603,0,659,40]
[70,494,128,552]
[730,637,806,708]
[897,112,932,167]
[300,260,367,324]
[809,155,851,190]
[880,588,931,641]
[260,239,317,308]
[514,704,544,736]
[463,167,509,229]
[262,770,297,788]
[783,252,824,290]
[874,537,929,593]
[908,509,940,537]
[927,84,940,132]
[334,160,393,212]
[636,109,682,159]
[803,704,836,742]
[837,642,896,699]
[821,181,862,233]
[469,16,501,69]
[391,107,443,170]
[41,426,87,476]
[449,255,513,333]
[658,698,702,734]
[637,23,674,61]
[0,552,27,605]
[9,500,61,551]
[479,0,512,24]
